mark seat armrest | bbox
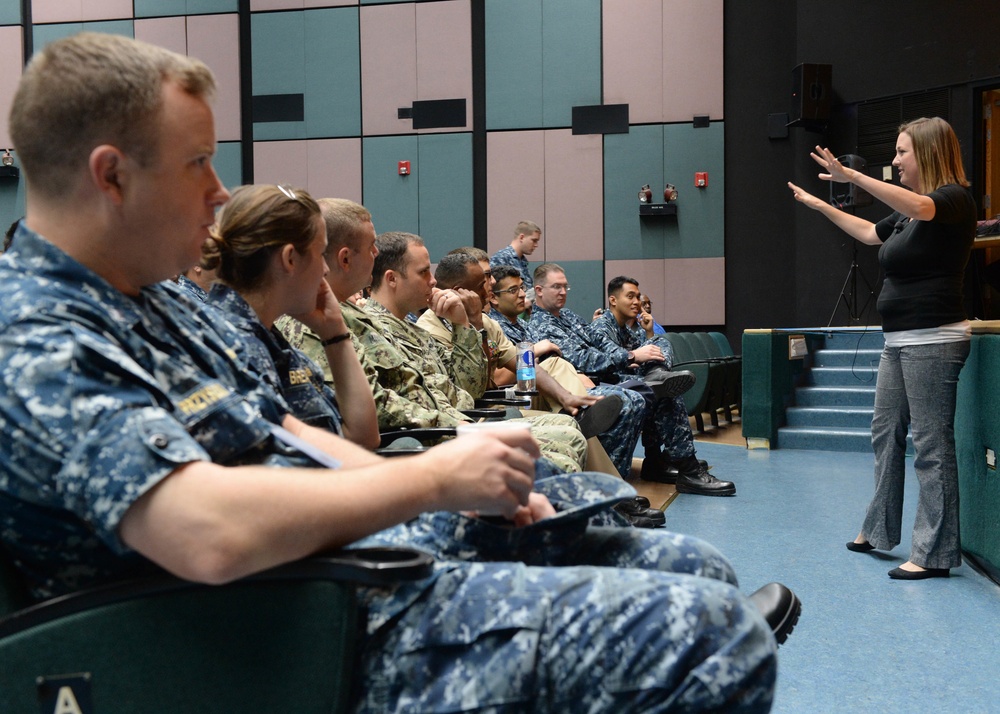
[0,547,432,639]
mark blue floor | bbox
[666,442,1000,713]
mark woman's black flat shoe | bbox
[888,566,950,580]
[846,541,875,553]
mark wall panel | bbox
[484,0,542,130]
[415,0,472,133]
[360,4,416,136]
[305,138,362,205]
[253,140,310,188]
[662,0,723,121]
[604,124,666,261]
[302,7,361,137]
[187,14,242,142]
[662,122,724,258]
[416,132,473,257]
[363,135,420,235]
[0,0,20,24]
[0,25,22,149]
[250,11,306,140]
[485,130,545,254]
[661,257,725,325]
[555,259,604,317]
[134,16,186,52]
[602,0,662,124]
[540,0,601,128]
[543,130,603,261]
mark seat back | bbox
[0,547,32,619]
[709,332,735,357]
[1,577,359,713]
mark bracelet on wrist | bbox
[321,333,352,347]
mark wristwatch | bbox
[626,351,635,362]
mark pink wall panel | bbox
[485,131,545,255]
[415,0,472,134]
[187,15,242,142]
[252,0,357,9]
[662,0,723,121]
[81,0,132,21]
[31,0,83,23]
[254,140,310,189]
[305,138,362,205]
[543,130,603,262]
[604,259,667,316]
[34,0,132,22]
[602,0,663,125]
[661,257,725,325]
[0,27,23,151]
[252,140,361,204]
[135,17,187,55]
[360,4,417,136]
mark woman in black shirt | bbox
[788,117,975,580]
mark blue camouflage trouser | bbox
[353,473,776,713]
[643,394,697,460]
[589,384,646,478]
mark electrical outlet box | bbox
[882,165,892,181]
[987,447,996,470]
[788,335,807,360]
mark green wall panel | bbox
[214,141,243,192]
[662,122,724,259]
[604,122,726,261]
[136,0,236,17]
[540,0,600,128]
[0,0,20,25]
[33,21,134,52]
[363,135,420,237]
[604,124,666,261]
[551,260,604,317]
[252,9,360,141]
[251,12,306,141]
[303,8,361,138]
[485,0,542,130]
[416,133,473,259]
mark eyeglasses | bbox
[493,285,526,296]
[541,283,570,292]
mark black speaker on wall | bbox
[789,63,832,127]
[829,154,873,208]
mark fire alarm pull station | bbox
[695,172,708,188]
[398,161,410,176]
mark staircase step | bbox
[822,331,885,351]
[786,407,873,428]
[806,366,879,387]
[795,386,876,407]
[812,349,882,368]
[778,426,874,452]
[778,425,914,454]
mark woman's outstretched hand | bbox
[809,146,851,183]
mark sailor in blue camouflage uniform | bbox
[489,220,542,301]
[0,32,796,714]
[207,282,345,434]
[530,265,737,495]
[483,262,650,484]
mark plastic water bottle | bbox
[516,341,536,392]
